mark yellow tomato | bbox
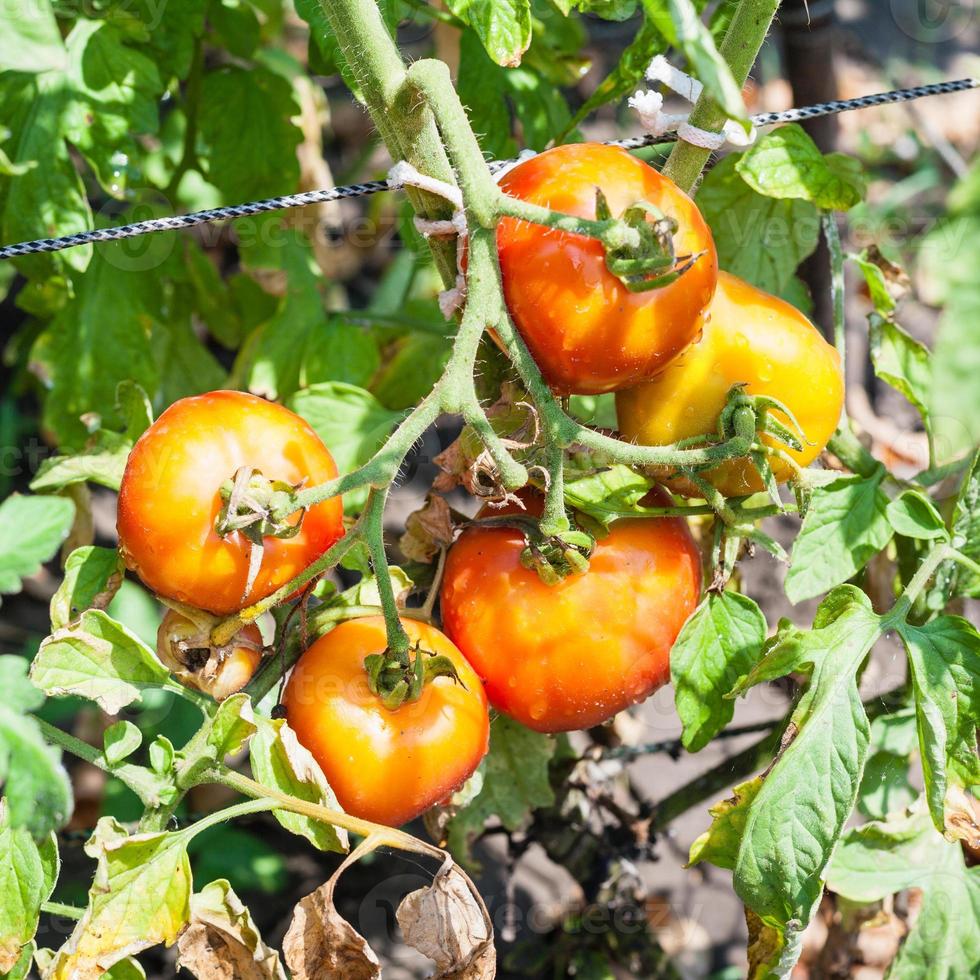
[616,272,844,497]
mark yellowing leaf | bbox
[46,819,190,979]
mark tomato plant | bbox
[441,495,701,732]
[496,143,718,394]
[284,616,489,826]
[616,270,845,496]
[0,0,977,977]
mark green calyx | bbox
[364,642,462,710]
[596,188,707,293]
[215,466,306,543]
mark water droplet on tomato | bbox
[529,701,547,721]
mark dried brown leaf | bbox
[283,863,380,980]
[177,880,286,980]
[399,494,455,563]
[396,862,495,978]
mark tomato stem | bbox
[661,0,782,193]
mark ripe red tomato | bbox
[284,617,489,827]
[440,496,702,733]
[496,143,718,395]
[616,272,845,497]
[118,390,344,616]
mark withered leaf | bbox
[396,862,495,978]
[399,494,455,563]
[176,879,286,980]
[283,860,380,980]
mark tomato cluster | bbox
[115,144,844,830]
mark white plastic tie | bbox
[438,274,467,319]
[414,211,468,238]
[387,161,464,209]
[630,54,756,150]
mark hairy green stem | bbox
[362,487,411,658]
[214,766,444,857]
[36,718,165,807]
[823,211,846,376]
[887,541,952,624]
[41,901,85,921]
[662,0,782,193]
[316,0,458,285]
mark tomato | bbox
[156,609,263,701]
[118,390,344,616]
[495,143,718,395]
[284,617,489,827]
[616,272,845,497]
[440,496,701,733]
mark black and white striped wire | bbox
[0,77,975,263]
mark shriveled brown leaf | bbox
[399,494,455,563]
[176,879,286,980]
[946,784,980,860]
[396,862,495,978]
[283,863,380,980]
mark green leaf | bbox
[736,125,865,211]
[937,451,980,600]
[931,281,980,461]
[672,592,767,752]
[62,20,163,196]
[558,16,665,138]
[897,615,980,831]
[0,73,92,277]
[234,225,373,400]
[1,941,35,980]
[0,495,75,603]
[102,721,142,767]
[656,0,748,128]
[31,432,131,493]
[370,333,452,411]
[0,0,66,72]
[732,588,880,933]
[31,609,170,715]
[563,465,656,529]
[0,657,72,837]
[447,715,555,866]
[46,819,190,978]
[288,383,402,511]
[51,545,126,629]
[198,66,301,201]
[857,709,918,820]
[249,717,347,854]
[868,315,932,441]
[885,490,947,542]
[827,806,980,979]
[28,247,167,449]
[0,802,58,973]
[696,155,820,296]
[785,471,893,603]
[207,0,262,58]
[445,0,532,67]
[849,250,898,315]
[687,776,763,871]
[504,67,574,151]
[457,30,516,159]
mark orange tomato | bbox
[284,617,489,827]
[616,272,845,497]
[440,497,701,733]
[118,390,344,615]
[496,143,718,395]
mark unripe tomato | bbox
[118,391,344,615]
[440,497,701,733]
[283,617,489,827]
[156,609,263,701]
[496,143,718,395]
[616,272,845,497]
